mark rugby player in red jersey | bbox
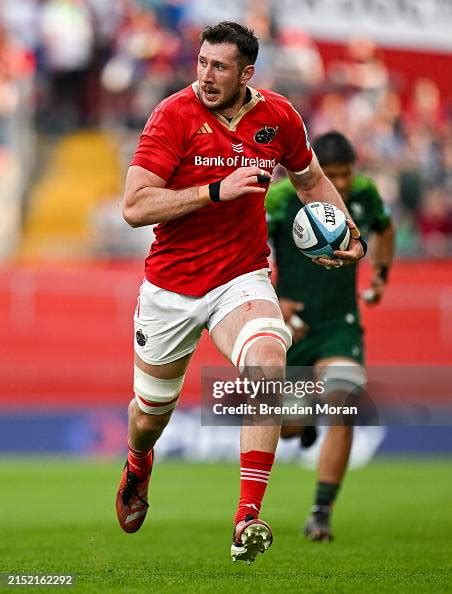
[116,21,365,564]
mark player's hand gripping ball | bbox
[292,202,350,259]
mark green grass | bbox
[0,459,451,593]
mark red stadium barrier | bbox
[1,260,451,408]
[316,41,452,105]
[359,260,452,365]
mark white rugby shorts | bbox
[134,268,279,365]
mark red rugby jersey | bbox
[131,82,312,296]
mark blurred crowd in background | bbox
[1,0,452,258]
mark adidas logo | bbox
[197,122,213,134]
[232,142,244,153]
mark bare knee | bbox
[244,338,286,374]
[129,399,172,434]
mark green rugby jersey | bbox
[266,175,391,326]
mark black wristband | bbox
[376,264,390,283]
[208,181,222,202]
[257,173,271,183]
[358,236,368,256]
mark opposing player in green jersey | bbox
[266,131,395,541]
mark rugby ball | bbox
[292,202,350,259]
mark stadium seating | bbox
[20,132,121,259]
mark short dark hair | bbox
[312,131,357,166]
[200,21,259,68]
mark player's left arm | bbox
[364,220,396,305]
[287,153,365,266]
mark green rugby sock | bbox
[315,481,339,507]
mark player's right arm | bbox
[123,165,268,227]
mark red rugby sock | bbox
[234,450,275,525]
[127,441,153,480]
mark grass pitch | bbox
[1,459,451,593]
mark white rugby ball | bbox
[292,202,350,259]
